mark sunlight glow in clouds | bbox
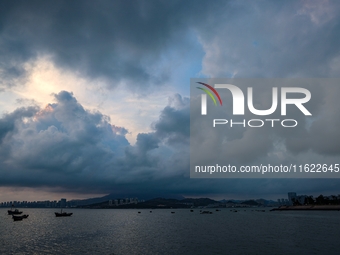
[4,55,176,144]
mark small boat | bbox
[200,211,212,214]
[12,215,28,221]
[55,209,72,217]
[8,208,23,215]
[55,212,73,217]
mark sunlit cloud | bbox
[3,55,177,144]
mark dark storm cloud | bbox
[0,106,38,146]
[0,92,190,194]
[200,1,340,78]
[0,92,202,195]
[0,0,218,90]
[2,0,340,90]
[153,94,190,145]
[0,91,128,189]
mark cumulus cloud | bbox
[0,91,191,194]
[0,91,128,189]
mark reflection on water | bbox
[1,208,340,254]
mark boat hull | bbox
[12,215,28,221]
[8,210,23,215]
[55,212,73,217]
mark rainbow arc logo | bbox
[196,82,223,115]
[196,82,223,106]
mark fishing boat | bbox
[8,205,23,215]
[12,214,29,221]
[55,209,73,217]
[200,211,213,214]
[12,216,23,221]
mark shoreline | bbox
[271,205,340,211]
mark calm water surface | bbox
[1,208,339,255]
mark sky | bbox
[1,0,340,202]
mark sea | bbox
[1,208,339,255]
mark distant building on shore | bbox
[60,198,67,208]
[287,192,308,205]
[106,197,139,206]
[288,192,297,205]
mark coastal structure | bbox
[110,197,139,206]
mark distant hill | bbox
[136,198,188,208]
[219,199,242,204]
[219,199,277,206]
[70,195,110,206]
[181,198,219,206]
[81,197,221,209]
[241,200,259,206]
[73,195,275,208]
[70,193,185,206]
